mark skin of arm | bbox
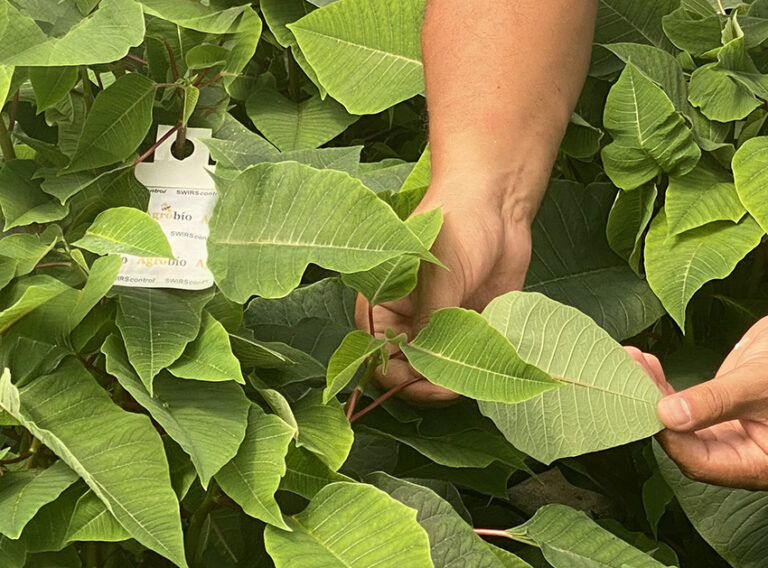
[355,0,598,402]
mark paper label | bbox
[115,125,217,290]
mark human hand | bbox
[355,175,538,403]
[626,317,768,489]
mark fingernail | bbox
[658,396,692,429]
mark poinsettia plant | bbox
[0,0,767,567]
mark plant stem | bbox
[0,452,33,465]
[368,303,375,335]
[198,71,224,90]
[287,52,300,101]
[80,67,94,111]
[716,0,726,14]
[8,90,18,132]
[349,377,426,424]
[185,482,219,563]
[0,114,15,161]
[345,355,380,419]
[26,438,42,469]
[133,123,182,166]
[34,261,72,270]
[125,53,148,66]
[473,528,512,539]
[193,68,210,87]
[163,40,180,82]
[84,542,99,568]
[174,125,187,158]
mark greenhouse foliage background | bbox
[0,0,768,566]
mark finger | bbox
[718,316,768,374]
[642,353,675,396]
[657,362,768,432]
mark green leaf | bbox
[103,335,249,489]
[139,0,250,33]
[0,364,187,567]
[288,0,426,114]
[280,445,351,499]
[527,180,664,340]
[0,161,68,230]
[17,484,82,554]
[733,136,768,234]
[595,0,677,51]
[261,0,313,47]
[0,0,145,66]
[182,85,199,127]
[0,461,78,539]
[72,207,174,258]
[66,73,156,172]
[662,7,723,56]
[293,391,354,471]
[64,490,130,543]
[688,34,768,122]
[204,115,279,171]
[602,62,700,190]
[246,89,358,151]
[479,292,663,464]
[371,473,515,568]
[324,331,385,403]
[264,481,434,568]
[115,287,212,394]
[0,276,70,334]
[0,534,26,568]
[359,412,527,471]
[644,211,764,329]
[222,8,262,90]
[606,184,657,275]
[666,157,745,236]
[167,312,244,384]
[561,113,604,159]
[0,231,58,278]
[602,43,687,112]
[29,66,79,112]
[208,161,433,301]
[215,404,294,529]
[342,208,443,305]
[0,65,13,105]
[401,308,558,405]
[507,504,668,567]
[655,441,768,568]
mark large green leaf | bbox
[655,442,768,568]
[666,157,745,236]
[115,288,212,394]
[595,0,677,50]
[66,73,156,173]
[0,231,57,279]
[507,504,667,567]
[0,535,25,568]
[167,312,244,384]
[246,89,358,151]
[0,461,78,539]
[208,161,433,301]
[261,0,313,46]
[342,209,443,305]
[0,364,187,567]
[0,0,145,66]
[644,212,764,329]
[0,161,68,230]
[527,180,664,340]
[64,490,129,544]
[733,136,768,234]
[402,308,560,404]
[140,0,250,33]
[288,0,426,114]
[264,481,434,567]
[215,404,294,529]
[371,473,518,568]
[606,184,657,275]
[72,207,173,258]
[293,391,354,471]
[103,335,249,488]
[662,6,722,56]
[602,62,700,190]
[479,292,663,464]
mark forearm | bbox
[422,0,597,223]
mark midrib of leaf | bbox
[526,265,622,288]
[74,85,154,158]
[679,240,706,312]
[290,26,422,68]
[83,230,163,257]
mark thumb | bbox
[657,364,766,431]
